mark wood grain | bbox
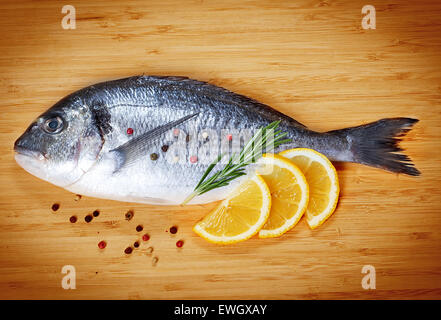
[0,0,440,299]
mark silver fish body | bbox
[14,76,420,204]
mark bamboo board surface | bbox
[0,0,440,299]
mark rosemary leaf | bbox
[181,121,290,205]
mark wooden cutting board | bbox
[0,0,440,299]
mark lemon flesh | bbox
[279,148,340,229]
[257,154,309,238]
[193,175,271,244]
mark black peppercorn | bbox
[170,226,178,234]
[125,210,134,221]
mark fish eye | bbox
[43,116,64,134]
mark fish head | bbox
[14,95,104,187]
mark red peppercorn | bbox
[98,241,106,249]
[142,234,150,241]
[176,240,184,248]
[127,128,134,135]
[170,226,178,234]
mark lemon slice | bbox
[279,148,340,229]
[193,175,271,244]
[256,154,309,238]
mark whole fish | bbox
[14,76,420,204]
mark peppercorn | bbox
[98,241,106,249]
[125,210,134,221]
[51,203,60,211]
[85,215,93,223]
[124,247,133,254]
[69,216,77,223]
[93,210,100,217]
[134,241,140,248]
[136,225,143,232]
[161,145,169,152]
[190,155,198,163]
[176,240,184,248]
[142,234,150,241]
[170,226,178,234]
[150,153,158,161]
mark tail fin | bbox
[330,118,420,176]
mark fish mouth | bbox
[14,142,46,161]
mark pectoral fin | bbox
[111,112,199,171]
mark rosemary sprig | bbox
[181,121,290,205]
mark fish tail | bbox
[327,118,420,176]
